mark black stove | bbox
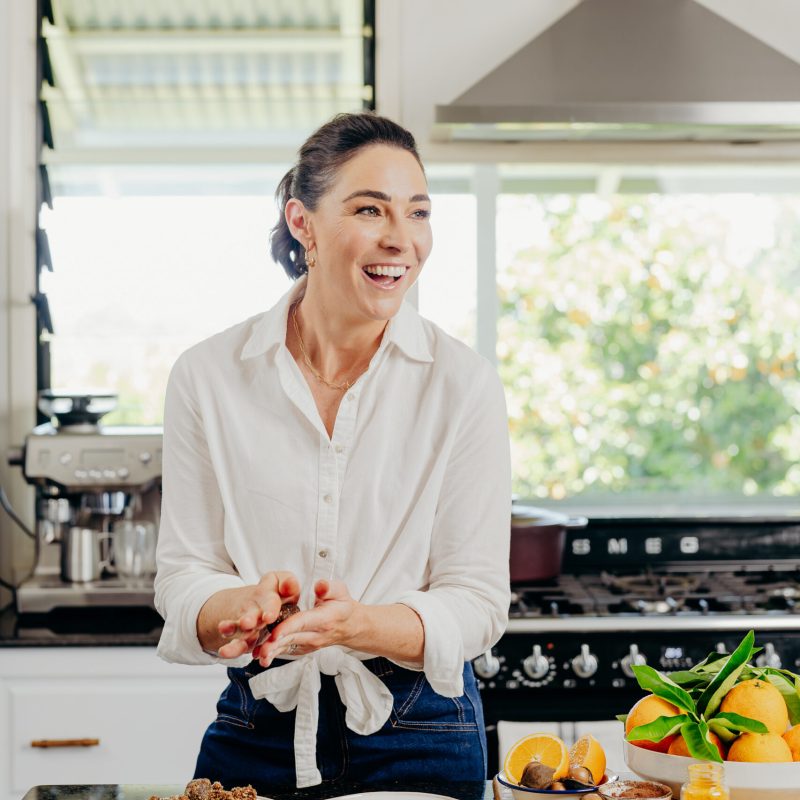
[476,516,800,771]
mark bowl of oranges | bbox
[498,732,618,799]
[620,631,800,799]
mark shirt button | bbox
[335,445,344,454]
[346,393,356,402]
[318,549,328,559]
[323,494,332,504]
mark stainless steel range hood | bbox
[435,0,800,143]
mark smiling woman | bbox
[280,142,433,391]
[154,112,511,794]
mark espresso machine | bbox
[8,391,162,613]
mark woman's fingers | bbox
[277,572,301,603]
[217,596,267,642]
[210,572,305,662]
[314,578,348,602]
[267,600,341,646]
[254,583,358,665]
[313,580,329,603]
[257,631,314,665]
[257,570,300,600]
[218,636,259,659]
[253,571,301,626]
[215,572,303,659]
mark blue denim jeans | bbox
[194,656,487,795]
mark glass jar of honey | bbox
[680,762,730,800]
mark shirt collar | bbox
[240,276,433,364]
[382,296,434,363]
[241,277,306,361]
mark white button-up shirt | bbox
[155,276,511,786]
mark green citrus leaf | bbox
[706,721,737,744]
[691,652,730,673]
[696,630,755,718]
[631,665,697,714]
[682,719,723,763]
[759,668,800,726]
[737,665,761,682]
[627,714,690,744]
[668,670,709,688]
[710,711,768,735]
[616,713,628,723]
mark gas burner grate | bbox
[509,568,800,618]
[601,570,709,596]
[509,575,597,617]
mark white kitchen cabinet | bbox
[0,648,228,800]
[575,720,626,779]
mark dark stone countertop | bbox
[20,784,496,800]
[0,604,163,647]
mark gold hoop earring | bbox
[306,251,316,269]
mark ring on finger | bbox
[288,642,298,655]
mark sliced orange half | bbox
[503,732,569,785]
[568,733,607,785]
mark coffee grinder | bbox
[8,391,162,613]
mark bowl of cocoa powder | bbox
[597,780,672,800]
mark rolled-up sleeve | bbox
[154,352,247,666]
[397,359,511,696]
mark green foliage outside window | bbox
[498,194,800,501]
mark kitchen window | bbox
[40,169,290,424]
[492,166,800,510]
[43,163,800,511]
[416,163,800,512]
[417,170,477,349]
[37,0,376,424]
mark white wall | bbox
[376,0,581,135]
[0,0,37,606]
[377,0,800,164]
[696,0,800,63]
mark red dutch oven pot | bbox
[510,502,589,583]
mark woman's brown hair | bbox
[269,112,424,280]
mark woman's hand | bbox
[197,571,301,659]
[255,579,361,665]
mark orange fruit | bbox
[727,732,792,762]
[719,678,789,736]
[569,734,606,784]
[783,724,800,761]
[503,733,569,785]
[625,695,682,752]
[667,730,726,760]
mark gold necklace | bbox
[291,302,364,391]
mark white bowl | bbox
[496,771,619,800]
[624,739,800,800]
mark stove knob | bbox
[571,643,598,679]
[756,642,782,669]
[621,644,647,678]
[523,644,550,680]
[473,650,501,679]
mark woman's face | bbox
[292,143,432,323]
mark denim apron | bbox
[194,656,487,794]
